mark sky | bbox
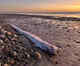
[0,0,80,12]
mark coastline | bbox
[0,13,80,21]
[0,14,80,66]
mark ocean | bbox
[27,13,80,18]
[0,11,80,18]
[48,14,80,18]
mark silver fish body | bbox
[10,24,59,56]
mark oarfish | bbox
[10,24,59,56]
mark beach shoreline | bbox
[0,13,80,21]
[0,14,80,66]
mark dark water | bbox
[0,11,80,18]
[26,13,80,18]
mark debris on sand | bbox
[10,24,59,56]
[0,24,58,66]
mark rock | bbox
[25,52,30,59]
[0,34,5,39]
[10,59,15,64]
[0,63,1,66]
[74,26,79,29]
[27,54,30,59]
[74,40,80,43]
[14,34,18,38]
[1,46,5,49]
[0,24,58,66]
[66,44,71,47]
[3,31,7,34]
[11,37,17,41]
[7,32,12,35]
[1,29,5,33]
[0,39,3,43]
[77,31,80,33]
[34,52,41,60]
[4,64,9,66]
[13,51,17,56]
[0,26,2,29]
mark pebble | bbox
[77,31,80,33]
[27,54,30,59]
[74,40,80,43]
[31,49,34,52]
[0,34,5,38]
[34,52,41,60]
[68,27,73,30]
[3,31,7,34]
[14,34,18,37]
[11,37,17,41]
[0,26,2,29]
[0,24,46,65]
[4,64,9,66]
[13,51,17,56]
[24,52,30,58]
[74,53,79,56]
[66,44,71,47]
[7,32,12,35]
[4,38,9,42]
[55,61,58,64]
[1,29,5,32]
[1,46,5,49]
[0,63,1,66]
[74,26,79,29]
[0,39,3,43]
[78,59,80,61]
[10,59,15,64]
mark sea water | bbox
[26,12,80,18]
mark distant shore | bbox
[0,13,80,21]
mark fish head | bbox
[48,45,59,57]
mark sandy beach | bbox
[0,14,80,66]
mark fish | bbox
[10,24,59,56]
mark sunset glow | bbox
[0,0,80,12]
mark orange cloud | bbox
[34,4,80,12]
[0,1,80,12]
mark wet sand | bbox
[0,14,80,66]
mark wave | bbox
[0,12,80,21]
